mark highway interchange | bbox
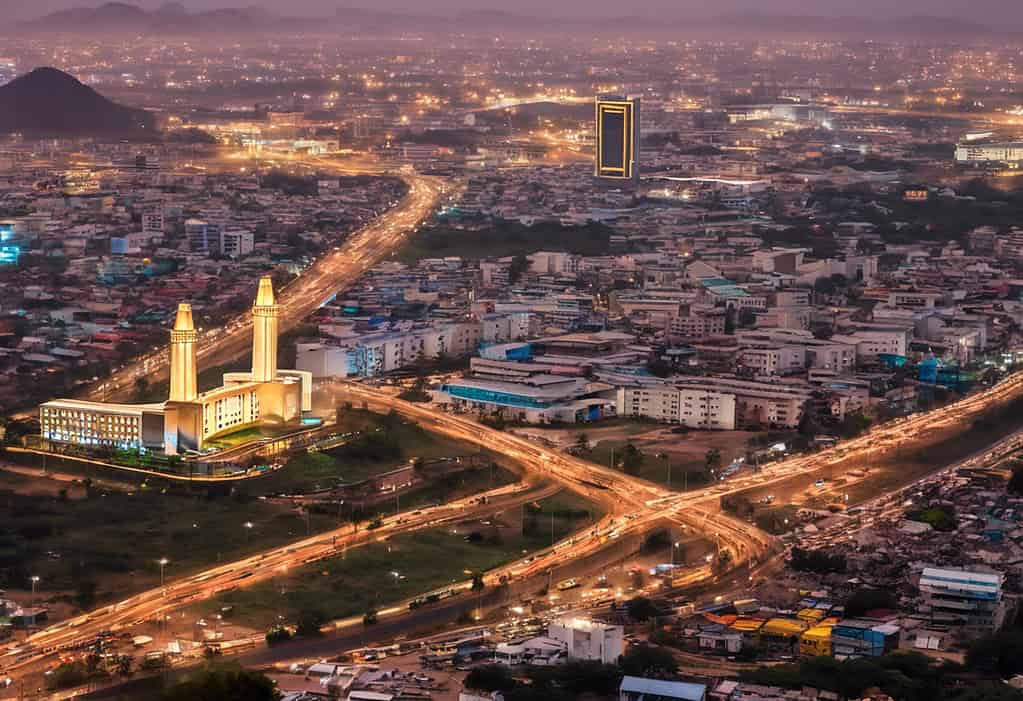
[5,149,1023,694]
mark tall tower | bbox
[251,275,279,382]
[169,303,198,402]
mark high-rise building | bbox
[594,95,640,182]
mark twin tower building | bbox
[40,276,311,456]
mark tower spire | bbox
[251,276,279,382]
[169,303,198,402]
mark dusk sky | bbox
[9,0,1023,24]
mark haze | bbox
[9,0,1023,25]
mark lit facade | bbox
[41,276,311,455]
[594,95,640,182]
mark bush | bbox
[160,662,278,701]
[265,624,291,646]
[626,596,661,622]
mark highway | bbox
[0,478,557,679]
[81,155,444,404]
[7,365,1023,688]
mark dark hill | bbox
[0,67,155,136]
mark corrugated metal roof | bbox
[620,676,706,701]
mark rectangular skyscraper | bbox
[594,95,640,182]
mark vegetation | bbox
[159,662,279,701]
[625,596,662,622]
[905,505,958,532]
[398,221,613,262]
[742,650,1022,701]
[194,494,594,629]
[789,547,846,574]
[464,645,676,701]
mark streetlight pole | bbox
[158,558,169,590]
[244,521,253,544]
[30,576,39,600]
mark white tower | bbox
[169,303,198,402]
[251,276,279,383]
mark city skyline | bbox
[9,0,1023,25]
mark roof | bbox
[620,676,706,701]
[761,618,809,636]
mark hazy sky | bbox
[10,0,1023,25]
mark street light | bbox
[158,558,169,588]
[244,521,254,543]
[30,575,40,598]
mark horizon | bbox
[9,0,1023,27]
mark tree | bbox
[471,572,485,592]
[508,254,530,284]
[625,596,660,622]
[705,448,722,474]
[466,664,517,693]
[620,443,644,475]
[363,609,378,625]
[265,624,291,646]
[160,662,280,701]
[620,643,678,678]
[573,433,590,454]
[296,609,326,637]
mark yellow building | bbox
[758,618,808,650]
[800,622,836,657]
[41,276,311,455]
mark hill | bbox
[0,67,155,137]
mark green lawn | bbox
[254,409,494,494]
[587,440,713,491]
[194,492,599,629]
[0,410,521,607]
[0,483,340,604]
[204,425,302,451]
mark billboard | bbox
[595,96,639,181]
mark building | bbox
[547,618,624,664]
[955,140,1023,165]
[829,619,900,657]
[616,385,736,429]
[41,277,311,455]
[296,322,482,378]
[595,95,640,182]
[918,567,1006,632]
[220,229,255,258]
[620,676,706,701]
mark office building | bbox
[595,95,640,182]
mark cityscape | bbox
[6,3,1023,700]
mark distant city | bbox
[3,9,1023,701]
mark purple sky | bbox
[10,0,1023,24]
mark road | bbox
[7,368,1023,693]
[82,156,444,404]
[0,478,557,682]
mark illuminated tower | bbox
[251,275,279,383]
[169,303,198,402]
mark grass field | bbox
[192,492,599,629]
[254,409,495,494]
[0,411,521,606]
